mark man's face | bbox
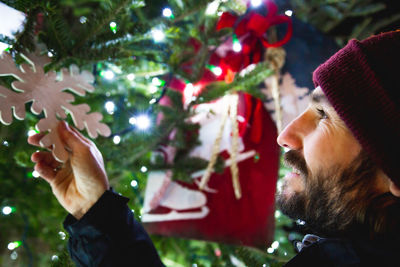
[276,87,388,235]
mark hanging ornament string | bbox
[199,94,242,200]
[265,46,286,133]
[199,99,229,191]
[229,92,241,199]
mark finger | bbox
[69,125,91,145]
[34,161,57,182]
[389,181,400,197]
[31,151,60,169]
[27,133,46,146]
[58,121,88,152]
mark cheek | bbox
[303,125,361,171]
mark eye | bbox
[316,108,328,120]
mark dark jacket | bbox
[64,190,399,267]
[63,190,164,267]
[284,233,400,266]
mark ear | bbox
[389,181,400,197]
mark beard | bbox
[276,149,385,237]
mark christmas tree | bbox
[0,0,398,266]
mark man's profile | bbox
[28,30,400,266]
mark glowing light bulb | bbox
[271,241,279,249]
[251,0,262,7]
[58,231,66,240]
[32,170,40,178]
[206,0,219,15]
[47,51,54,57]
[113,135,121,145]
[152,77,162,86]
[149,85,158,94]
[51,255,59,261]
[267,247,274,253]
[151,29,165,42]
[130,180,138,188]
[140,166,148,173]
[2,141,9,146]
[233,41,242,52]
[2,206,12,215]
[285,10,293,16]
[7,241,21,250]
[162,8,173,18]
[27,130,37,136]
[149,98,156,104]
[136,115,151,130]
[104,70,115,80]
[109,21,117,33]
[79,16,87,24]
[129,117,137,125]
[210,66,222,76]
[105,101,115,114]
[127,73,135,81]
[10,251,17,260]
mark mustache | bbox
[283,150,308,177]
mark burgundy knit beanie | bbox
[313,30,400,186]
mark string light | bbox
[7,241,21,250]
[149,85,158,94]
[109,21,117,33]
[47,51,54,57]
[3,140,9,146]
[104,70,115,80]
[79,16,87,24]
[149,98,156,104]
[127,73,135,81]
[27,129,37,136]
[113,135,121,145]
[209,65,222,76]
[267,247,274,253]
[271,241,279,249]
[251,0,262,7]
[151,77,162,86]
[151,29,165,42]
[233,40,242,52]
[10,251,17,260]
[58,231,66,240]
[105,101,115,114]
[129,117,137,125]
[205,0,220,15]
[140,166,148,173]
[135,115,151,130]
[51,255,59,261]
[162,8,173,18]
[285,10,293,16]
[130,180,138,188]
[2,206,13,215]
[32,170,40,178]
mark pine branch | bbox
[71,0,131,54]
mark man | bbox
[29,30,400,266]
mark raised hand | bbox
[28,121,109,219]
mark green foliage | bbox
[290,0,400,45]
[1,0,398,265]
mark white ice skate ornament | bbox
[0,52,111,162]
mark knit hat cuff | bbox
[313,39,400,185]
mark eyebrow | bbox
[310,92,329,105]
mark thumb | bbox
[58,121,85,152]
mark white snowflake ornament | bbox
[0,52,111,162]
[262,72,310,129]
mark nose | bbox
[277,112,307,150]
